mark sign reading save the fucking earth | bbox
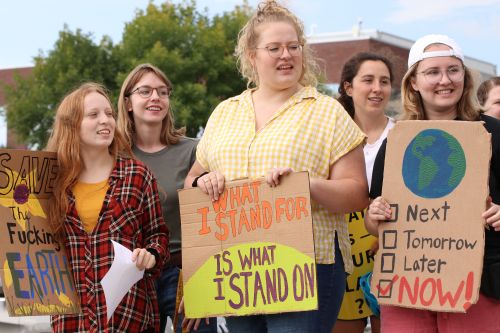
[0,149,80,316]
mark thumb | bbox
[487,196,492,208]
[131,248,139,261]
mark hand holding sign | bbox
[265,167,293,187]
[198,171,226,201]
[365,197,392,236]
[483,197,500,231]
[178,297,210,332]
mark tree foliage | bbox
[116,0,251,136]
[6,26,118,147]
[6,0,252,147]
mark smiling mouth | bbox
[97,129,111,134]
[146,106,162,111]
[277,64,293,70]
[436,89,453,95]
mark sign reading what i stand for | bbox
[0,149,80,316]
[179,172,317,318]
[371,121,490,313]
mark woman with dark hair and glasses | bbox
[333,52,395,333]
[184,1,368,332]
[477,76,500,119]
[365,34,500,333]
[117,63,216,333]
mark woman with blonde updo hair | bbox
[234,1,320,89]
[185,1,368,332]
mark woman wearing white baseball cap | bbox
[365,34,500,332]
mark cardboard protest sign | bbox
[0,149,80,316]
[338,210,377,319]
[179,172,317,318]
[371,121,490,312]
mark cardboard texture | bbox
[179,171,317,318]
[0,149,81,316]
[371,121,490,313]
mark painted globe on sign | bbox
[402,129,466,198]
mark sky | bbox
[1,0,500,71]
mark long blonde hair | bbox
[400,59,480,121]
[235,0,320,88]
[117,63,185,147]
[46,82,132,233]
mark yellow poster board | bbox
[338,210,377,319]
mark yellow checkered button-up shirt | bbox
[197,86,365,272]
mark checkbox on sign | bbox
[381,253,396,273]
[387,203,399,222]
[382,230,397,249]
[377,278,395,298]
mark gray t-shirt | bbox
[133,137,197,254]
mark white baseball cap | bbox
[408,34,464,69]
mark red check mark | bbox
[377,275,399,296]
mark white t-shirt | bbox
[364,117,395,190]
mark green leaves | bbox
[6,0,251,146]
[116,1,249,136]
[6,25,119,148]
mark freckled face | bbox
[80,92,115,151]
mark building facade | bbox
[0,29,497,148]
[309,29,497,91]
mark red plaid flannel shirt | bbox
[51,157,169,333]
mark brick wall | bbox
[311,39,409,89]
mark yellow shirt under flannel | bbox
[197,86,365,272]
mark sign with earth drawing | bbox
[179,172,317,318]
[371,121,490,312]
[0,149,81,316]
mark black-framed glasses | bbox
[127,86,171,99]
[416,66,465,85]
[255,43,303,59]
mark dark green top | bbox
[133,137,197,254]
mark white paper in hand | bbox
[101,240,145,321]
